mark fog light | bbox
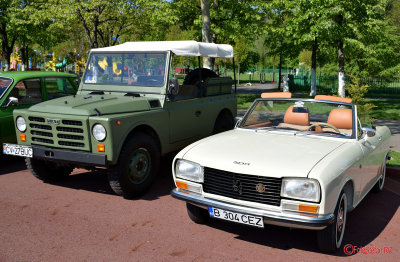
[19,134,26,142]
[97,144,105,152]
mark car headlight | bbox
[92,124,106,141]
[175,159,204,183]
[281,178,320,202]
[16,116,27,132]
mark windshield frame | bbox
[239,98,357,139]
[81,51,170,94]
[0,76,14,103]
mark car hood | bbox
[28,94,153,116]
[182,129,346,178]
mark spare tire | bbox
[183,68,218,85]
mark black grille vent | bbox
[30,123,52,130]
[62,120,82,126]
[29,116,45,122]
[58,141,85,147]
[203,167,282,207]
[149,100,161,108]
[57,134,84,140]
[56,126,83,133]
[31,130,53,137]
[32,137,54,144]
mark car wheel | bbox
[373,157,387,193]
[26,158,73,182]
[108,133,160,198]
[317,191,347,253]
[186,203,209,224]
[213,112,234,134]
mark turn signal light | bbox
[19,134,26,142]
[176,181,188,190]
[299,204,318,214]
[97,144,105,152]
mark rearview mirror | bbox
[235,116,243,128]
[168,78,179,96]
[6,97,19,107]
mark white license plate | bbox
[3,144,33,158]
[208,207,264,228]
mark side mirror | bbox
[235,116,243,128]
[362,128,376,138]
[6,97,19,107]
[168,78,179,96]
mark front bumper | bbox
[171,189,334,230]
[31,145,107,166]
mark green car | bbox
[4,41,237,198]
[0,71,78,146]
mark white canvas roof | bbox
[91,40,234,58]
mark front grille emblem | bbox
[256,183,266,193]
[233,179,243,195]
[46,118,60,125]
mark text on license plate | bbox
[2,144,33,158]
[208,207,264,228]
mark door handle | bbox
[195,110,201,117]
[378,136,382,141]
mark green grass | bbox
[365,99,400,121]
[237,94,259,110]
[388,151,400,167]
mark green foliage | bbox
[387,151,400,167]
[346,74,377,125]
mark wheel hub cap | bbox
[128,148,151,184]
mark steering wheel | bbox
[307,122,340,133]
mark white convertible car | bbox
[171,93,391,252]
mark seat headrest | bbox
[284,105,309,126]
[328,108,353,129]
[261,92,292,98]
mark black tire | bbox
[108,132,160,198]
[26,158,73,182]
[183,68,218,85]
[317,191,347,253]
[186,203,209,224]
[373,157,387,193]
[213,111,234,134]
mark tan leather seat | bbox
[278,105,310,130]
[327,108,353,134]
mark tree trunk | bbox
[200,0,213,69]
[237,63,240,86]
[310,37,317,96]
[278,54,282,91]
[337,39,345,97]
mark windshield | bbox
[83,52,167,87]
[0,77,13,98]
[240,99,354,138]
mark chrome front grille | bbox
[203,167,282,207]
[28,115,90,151]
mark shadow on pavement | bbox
[50,153,176,199]
[0,155,27,175]
[204,178,399,256]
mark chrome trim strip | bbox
[171,189,334,230]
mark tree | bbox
[200,0,212,69]
[234,36,248,85]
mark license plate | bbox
[208,207,264,228]
[2,144,33,158]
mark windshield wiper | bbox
[310,130,347,137]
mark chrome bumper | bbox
[171,189,335,230]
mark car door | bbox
[165,85,203,144]
[43,77,77,100]
[0,78,42,144]
[358,124,384,196]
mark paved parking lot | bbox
[1,155,399,261]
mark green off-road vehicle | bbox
[4,41,237,198]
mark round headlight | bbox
[16,116,27,132]
[92,124,106,141]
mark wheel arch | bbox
[340,179,355,212]
[214,108,234,125]
[115,123,161,164]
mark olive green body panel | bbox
[13,93,236,165]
